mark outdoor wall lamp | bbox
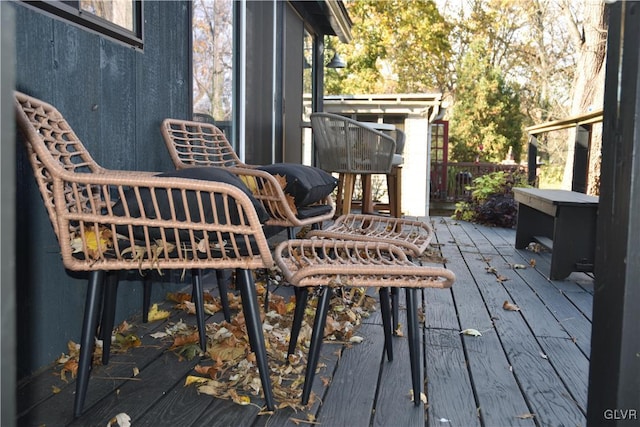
[326,50,346,68]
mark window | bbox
[23,1,143,49]
[192,0,235,140]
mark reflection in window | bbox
[23,0,142,48]
[192,0,234,137]
[302,30,313,122]
[80,0,134,31]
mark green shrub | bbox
[452,169,529,227]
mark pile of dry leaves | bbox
[56,270,378,414]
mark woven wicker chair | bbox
[310,112,399,216]
[15,92,276,416]
[305,213,435,330]
[161,118,335,239]
[274,239,455,405]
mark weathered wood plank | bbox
[486,246,573,338]
[68,351,203,426]
[372,307,425,427]
[18,303,191,426]
[251,341,343,427]
[423,286,459,331]
[457,224,586,425]
[537,336,589,413]
[317,322,385,427]
[424,329,480,427]
[438,219,536,426]
[188,396,263,426]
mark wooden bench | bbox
[513,188,598,280]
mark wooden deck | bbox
[17,217,592,427]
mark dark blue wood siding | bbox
[12,1,192,378]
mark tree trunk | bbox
[561,1,608,194]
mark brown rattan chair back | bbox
[161,118,335,231]
[161,118,244,169]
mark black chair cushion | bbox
[112,167,270,243]
[257,163,338,207]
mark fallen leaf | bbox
[438,418,451,423]
[52,385,61,394]
[512,264,527,269]
[496,275,509,282]
[516,413,536,419]
[229,389,251,405]
[529,258,536,267]
[150,331,168,339]
[409,389,428,404]
[184,375,209,387]
[349,336,364,343]
[132,367,139,377]
[460,328,482,337]
[502,300,520,311]
[539,352,548,359]
[148,304,171,322]
[106,412,131,427]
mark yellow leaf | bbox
[77,227,113,259]
[231,393,251,406]
[52,385,61,394]
[239,175,258,193]
[148,303,171,322]
[184,375,209,387]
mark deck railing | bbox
[525,110,603,193]
[430,162,525,202]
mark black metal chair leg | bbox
[191,269,207,351]
[288,287,309,357]
[379,287,394,361]
[391,287,400,335]
[216,269,232,322]
[302,286,333,405]
[406,287,422,406]
[287,227,296,240]
[142,274,152,323]
[74,270,105,418]
[236,268,275,411]
[100,272,119,365]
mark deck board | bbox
[17,217,593,427]
[424,329,480,427]
[369,307,426,427]
[317,321,385,427]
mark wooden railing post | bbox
[527,135,538,186]
[571,124,591,194]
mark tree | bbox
[449,40,524,163]
[326,0,452,95]
[559,0,607,194]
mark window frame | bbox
[22,1,144,49]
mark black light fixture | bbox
[326,51,346,68]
